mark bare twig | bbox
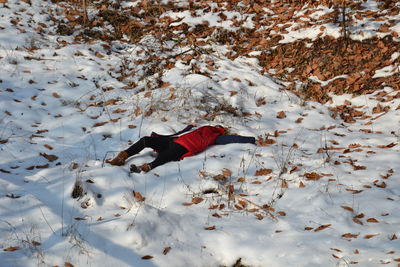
[82,0,88,25]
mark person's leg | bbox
[147,141,188,170]
[124,136,171,157]
[108,136,172,166]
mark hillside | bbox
[0,0,399,266]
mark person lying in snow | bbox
[106,125,256,173]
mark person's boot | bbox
[106,151,129,166]
[129,163,151,173]
[130,164,141,173]
[139,163,151,173]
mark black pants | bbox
[124,136,188,170]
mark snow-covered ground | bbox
[0,0,399,266]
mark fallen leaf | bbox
[354,213,365,218]
[3,246,20,252]
[95,52,104,58]
[141,255,153,260]
[93,121,108,127]
[346,188,363,194]
[160,82,170,88]
[112,108,127,114]
[74,217,87,221]
[230,90,238,96]
[43,144,53,150]
[237,177,246,182]
[247,208,259,213]
[341,206,354,212]
[295,117,303,123]
[281,179,288,188]
[342,233,359,239]
[192,197,204,204]
[204,226,216,230]
[353,165,366,170]
[213,174,227,181]
[379,24,390,33]
[276,111,286,119]
[377,143,397,149]
[237,200,247,208]
[353,217,363,225]
[35,164,49,169]
[222,168,232,177]
[374,181,387,188]
[255,168,273,176]
[31,241,41,246]
[133,191,146,202]
[0,168,11,173]
[256,136,276,146]
[304,172,322,180]
[212,212,222,218]
[256,97,266,106]
[366,218,379,223]
[289,166,299,173]
[364,234,378,239]
[163,247,171,255]
[235,204,244,210]
[40,152,58,162]
[348,143,361,148]
[314,224,331,232]
[255,214,264,220]
[208,204,218,210]
[29,134,44,139]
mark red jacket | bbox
[174,126,225,159]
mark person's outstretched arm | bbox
[214,135,256,145]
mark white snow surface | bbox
[0,1,399,267]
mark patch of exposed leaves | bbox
[259,36,400,103]
[53,0,400,113]
[197,169,277,220]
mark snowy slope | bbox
[0,1,399,267]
